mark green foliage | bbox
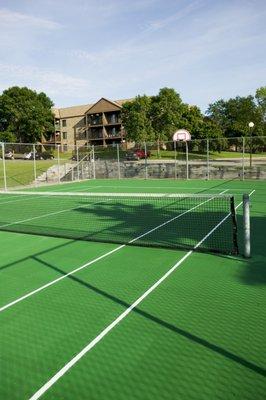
[121,95,154,142]
[0,86,54,143]
[0,130,16,143]
[150,88,185,142]
[122,87,266,154]
[207,94,266,138]
[255,86,266,121]
[181,105,203,135]
[122,88,212,145]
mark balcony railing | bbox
[88,117,103,125]
[106,117,121,124]
[88,132,103,139]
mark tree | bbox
[255,86,266,121]
[0,131,16,143]
[150,88,185,137]
[121,95,154,143]
[207,95,265,137]
[0,86,54,143]
[207,94,266,153]
[121,87,227,155]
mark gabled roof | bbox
[85,97,122,114]
[52,104,93,119]
[52,97,134,119]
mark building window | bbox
[62,119,67,127]
[63,144,68,152]
[62,132,67,140]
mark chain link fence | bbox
[1,136,266,190]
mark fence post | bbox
[185,141,189,179]
[57,145,60,184]
[206,139,210,180]
[174,140,177,179]
[243,194,250,258]
[242,137,245,180]
[144,142,148,179]
[92,145,96,179]
[117,143,121,179]
[33,144,37,186]
[1,142,7,191]
[77,146,79,180]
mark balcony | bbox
[105,113,121,125]
[88,131,103,140]
[105,127,122,139]
[87,114,103,126]
[76,133,86,141]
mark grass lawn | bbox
[150,150,266,160]
[0,160,55,188]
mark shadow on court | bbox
[0,197,238,255]
[22,253,264,378]
[238,214,266,286]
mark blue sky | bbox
[0,0,265,112]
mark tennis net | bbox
[0,191,238,254]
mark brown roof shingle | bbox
[52,98,134,118]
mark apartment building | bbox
[48,97,132,151]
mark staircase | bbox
[61,160,94,182]
[34,162,74,184]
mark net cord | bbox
[1,190,233,200]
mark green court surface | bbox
[0,179,265,400]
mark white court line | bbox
[0,186,104,205]
[29,189,250,400]
[47,185,103,193]
[0,190,228,313]
[95,185,249,191]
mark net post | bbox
[33,144,37,187]
[1,142,7,191]
[117,143,121,179]
[242,136,245,181]
[57,145,60,184]
[243,193,251,258]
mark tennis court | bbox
[0,179,265,400]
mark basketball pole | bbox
[185,141,189,180]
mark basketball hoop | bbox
[172,129,191,142]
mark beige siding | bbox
[51,97,133,149]
[60,115,85,148]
